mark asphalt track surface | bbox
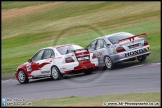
[2,62,160,100]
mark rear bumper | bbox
[112,52,150,63]
[110,45,151,63]
[59,59,98,74]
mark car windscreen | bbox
[56,45,83,55]
[108,33,133,44]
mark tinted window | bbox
[87,40,97,50]
[56,46,69,55]
[108,32,133,44]
[32,50,44,61]
[96,39,107,49]
[42,49,55,59]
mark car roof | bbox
[103,32,133,38]
[41,44,77,50]
[95,32,132,40]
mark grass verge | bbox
[26,92,160,106]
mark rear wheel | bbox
[18,70,29,84]
[104,56,114,70]
[137,55,146,62]
[84,68,93,75]
[51,66,63,80]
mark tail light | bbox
[116,46,126,53]
[65,57,74,63]
[92,53,97,59]
[144,40,148,46]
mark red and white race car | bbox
[15,44,98,84]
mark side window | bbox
[51,50,55,57]
[66,45,73,54]
[87,40,97,50]
[32,50,44,61]
[42,49,55,59]
[96,39,107,49]
[56,46,68,55]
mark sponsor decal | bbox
[100,60,104,63]
[125,48,148,57]
[113,49,116,53]
[97,52,102,56]
[41,71,50,74]
[26,63,32,71]
[145,46,150,51]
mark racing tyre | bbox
[104,56,114,70]
[51,66,63,80]
[137,55,146,62]
[18,70,29,84]
[84,68,93,75]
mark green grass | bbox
[27,92,160,106]
[1,1,50,10]
[2,1,160,78]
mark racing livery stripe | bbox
[31,62,50,72]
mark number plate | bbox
[77,56,89,61]
[83,56,89,59]
[128,43,140,49]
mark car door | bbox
[41,49,55,75]
[86,39,100,61]
[86,40,97,52]
[28,49,45,77]
[95,39,108,65]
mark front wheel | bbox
[137,55,146,62]
[18,70,29,84]
[104,56,114,70]
[51,66,63,80]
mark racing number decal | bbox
[26,63,32,71]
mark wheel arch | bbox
[17,68,28,77]
[103,55,115,70]
[103,55,114,63]
[51,65,59,71]
[51,65,62,74]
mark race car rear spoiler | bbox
[116,33,147,44]
[71,48,88,53]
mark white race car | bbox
[15,44,98,84]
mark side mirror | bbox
[28,59,32,62]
